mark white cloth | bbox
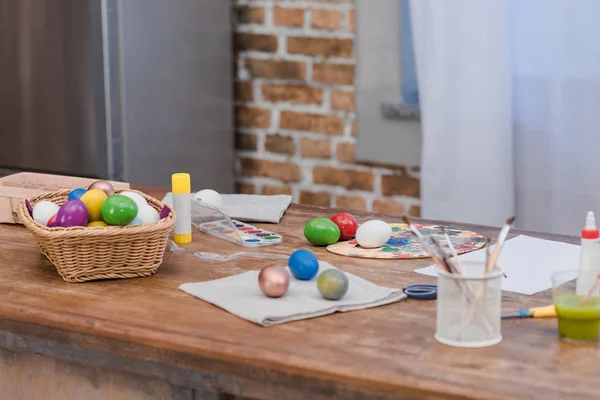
[162,193,292,223]
[179,261,406,326]
[221,194,292,224]
[410,0,600,236]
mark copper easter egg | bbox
[258,264,290,298]
[88,180,115,197]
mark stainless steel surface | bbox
[0,0,233,191]
[100,0,124,181]
[0,0,109,178]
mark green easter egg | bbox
[304,217,341,246]
[101,195,138,226]
[317,269,349,300]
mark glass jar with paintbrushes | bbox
[403,216,514,348]
[435,260,503,347]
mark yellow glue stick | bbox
[172,173,192,244]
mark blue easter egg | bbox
[288,249,319,280]
[68,188,87,201]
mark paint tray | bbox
[191,198,282,247]
[0,172,129,224]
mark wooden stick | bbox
[581,274,600,304]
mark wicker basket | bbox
[17,189,175,283]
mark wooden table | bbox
[0,186,599,400]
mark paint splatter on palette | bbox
[198,219,282,247]
[326,223,485,259]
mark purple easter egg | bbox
[159,205,171,219]
[56,200,88,227]
[25,199,33,217]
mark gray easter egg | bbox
[317,269,349,300]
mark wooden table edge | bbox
[0,288,502,400]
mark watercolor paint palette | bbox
[190,198,282,247]
[327,224,485,259]
[197,219,282,247]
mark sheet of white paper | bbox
[414,235,580,295]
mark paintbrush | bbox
[402,216,448,271]
[486,216,515,274]
[485,238,491,266]
[402,216,441,263]
[431,238,495,335]
[402,216,428,244]
[430,237,455,273]
[441,227,463,274]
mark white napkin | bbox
[221,194,292,223]
[161,193,292,223]
[179,261,406,326]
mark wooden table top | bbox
[1,185,599,400]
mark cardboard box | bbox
[0,173,129,224]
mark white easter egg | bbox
[136,204,160,224]
[32,201,60,226]
[194,189,222,208]
[161,192,173,208]
[128,216,144,226]
[355,220,392,248]
[120,191,148,210]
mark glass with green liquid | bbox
[552,270,600,341]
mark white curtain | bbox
[410,0,600,236]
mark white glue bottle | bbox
[172,173,192,244]
[576,211,600,296]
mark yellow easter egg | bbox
[80,189,108,221]
[87,221,108,228]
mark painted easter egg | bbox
[47,215,57,227]
[331,212,358,241]
[258,264,290,298]
[159,205,171,219]
[136,204,159,224]
[87,221,108,228]
[120,191,148,210]
[32,201,60,226]
[355,220,392,248]
[25,199,34,217]
[56,200,88,227]
[127,216,144,226]
[101,195,138,226]
[317,269,349,300]
[161,192,173,209]
[67,188,87,201]
[80,189,107,221]
[288,249,319,280]
[88,180,115,197]
[304,218,341,246]
[194,189,222,208]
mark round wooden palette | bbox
[326,223,486,259]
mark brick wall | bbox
[233,0,421,217]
